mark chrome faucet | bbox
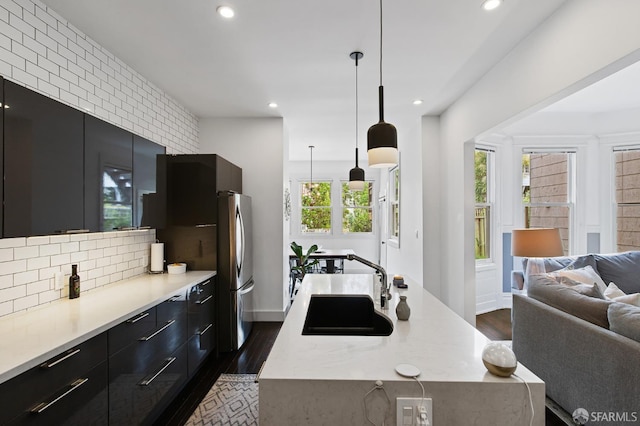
[346,254,391,308]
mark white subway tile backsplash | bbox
[1,260,26,275]
[0,285,26,301]
[50,253,71,267]
[14,245,39,260]
[27,256,49,270]
[14,270,38,286]
[0,249,13,262]
[27,235,49,246]
[0,275,13,290]
[39,244,61,256]
[26,279,49,295]
[0,301,13,317]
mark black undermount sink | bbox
[302,294,394,336]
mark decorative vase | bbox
[396,295,410,320]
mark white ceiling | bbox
[41,0,568,160]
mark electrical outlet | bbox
[396,397,432,426]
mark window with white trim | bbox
[389,166,400,246]
[522,151,575,255]
[614,147,640,252]
[341,181,373,233]
[475,148,494,261]
[300,181,332,234]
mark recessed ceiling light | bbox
[216,5,235,19]
[412,99,423,106]
[268,102,278,108]
[481,0,502,11]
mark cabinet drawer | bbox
[0,333,107,425]
[109,343,188,426]
[187,280,214,337]
[158,292,188,323]
[187,322,214,377]
[108,307,157,356]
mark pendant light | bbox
[348,51,365,191]
[367,0,398,168]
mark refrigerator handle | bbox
[238,281,255,296]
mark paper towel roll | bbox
[150,243,164,272]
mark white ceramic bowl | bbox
[167,263,186,274]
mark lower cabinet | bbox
[0,333,109,425]
[0,277,216,425]
[187,276,216,376]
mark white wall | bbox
[437,0,640,323]
[385,118,424,284]
[199,118,288,321]
[0,0,200,317]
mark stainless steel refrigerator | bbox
[217,192,254,351]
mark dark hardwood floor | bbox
[156,311,568,426]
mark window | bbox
[300,181,332,233]
[614,148,640,252]
[522,151,575,255]
[342,182,373,233]
[389,166,400,245]
[475,148,493,261]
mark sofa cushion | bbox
[604,282,626,299]
[594,251,640,294]
[546,265,607,294]
[528,274,613,328]
[608,302,640,343]
[523,254,598,275]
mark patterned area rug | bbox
[185,374,258,426]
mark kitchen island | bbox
[259,274,544,425]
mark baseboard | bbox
[253,309,286,322]
[502,292,513,309]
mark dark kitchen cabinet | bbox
[157,154,242,227]
[133,135,165,228]
[108,293,188,426]
[187,276,216,376]
[0,333,108,426]
[3,80,84,237]
[84,115,134,232]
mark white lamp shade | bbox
[368,146,398,168]
[511,228,564,258]
[348,180,365,191]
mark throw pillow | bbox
[603,282,640,307]
[557,277,604,299]
[604,282,627,299]
[547,265,607,294]
[607,302,640,343]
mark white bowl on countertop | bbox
[167,263,187,274]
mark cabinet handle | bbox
[126,311,150,324]
[201,279,211,286]
[195,224,215,228]
[168,295,182,302]
[39,348,80,369]
[30,378,88,413]
[196,295,213,305]
[138,357,176,386]
[198,323,213,336]
[139,320,175,341]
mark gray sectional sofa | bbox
[511,251,640,421]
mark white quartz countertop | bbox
[0,270,216,383]
[260,274,542,385]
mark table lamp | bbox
[511,228,564,286]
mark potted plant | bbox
[290,242,320,280]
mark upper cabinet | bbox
[157,154,242,227]
[3,80,84,237]
[84,115,134,232]
[1,79,165,238]
[133,135,165,228]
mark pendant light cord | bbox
[379,0,383,86]
[355,54,359,166]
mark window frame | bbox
[340,180,374,235]
[612,146,640,252]
[299,179,333,235]
[521,149,576,255]
[388,165,400,248]
[475,147,495,264]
